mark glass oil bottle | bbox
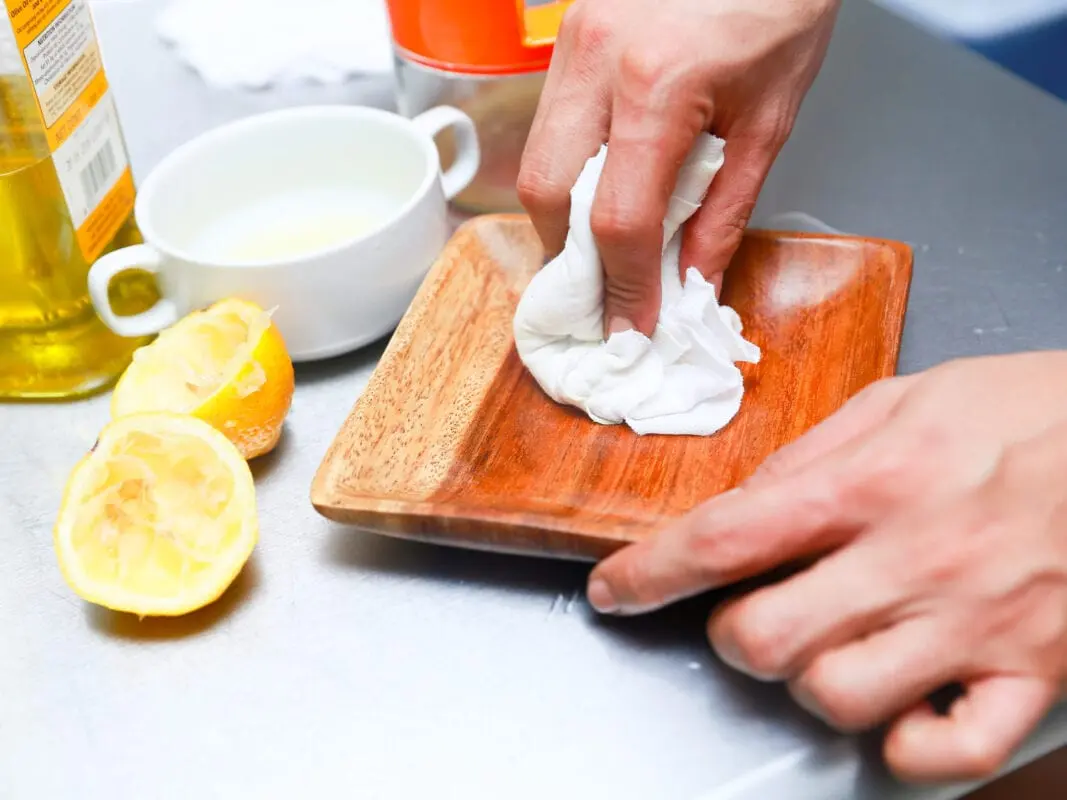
[1,0,157,400]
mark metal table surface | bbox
[4,1,1067,798]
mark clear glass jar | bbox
[395,57,545,214]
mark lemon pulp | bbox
[56,413,257,615]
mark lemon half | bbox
[111,298,294,459]
[55,413,258,616]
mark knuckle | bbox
[516,167,566,216]
[1003,586,1067,654]
[560,4,611,54]
[589,204,661,252]
[775,476,850,536]
[794,658,872,731]
[843,433,927,508]
[733,627,785,680]
[919,513,977,576]
[689,522,752,585]
[750,110,794,152]
[711,600,790,679]
[685,212,749,274]
[603,279,653,315]
[722,200,756,234]
[993,441,1053,497]
[857,447,912,492]
[877,425,947,491]
[617,45,674,94]
[993,445,1028,486]
[693,197,754,254]
[715,203,753,242]
[744,123,783,156]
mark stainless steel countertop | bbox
[5,1,1067,798]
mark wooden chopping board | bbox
[311,214,913,560]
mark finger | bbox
[587,457,865,616]
[747,376,914,488]
[588,406,927,617]
[591,53,710,336]
[517,11,611,259]
[678,124,779,289]
[707,537,901,681]
[884,675,1057,783]
[787,617,965,733]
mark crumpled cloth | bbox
[513,133,761,436]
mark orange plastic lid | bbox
[386,0,571,75]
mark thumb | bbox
[680,134,779,294]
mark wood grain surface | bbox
[311,214,913,559]
[965,744,1067,798]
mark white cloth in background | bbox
[513,133,761,436]
[155,0,393,90]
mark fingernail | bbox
[587,578,619,614]
[607,316,634,336]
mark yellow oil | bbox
[0,74,158,399]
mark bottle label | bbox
[5,0,135,262]
[518,1,571,48]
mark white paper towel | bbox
[155,0,393,90]
[513,133,761,436]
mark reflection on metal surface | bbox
[691,741,859,800]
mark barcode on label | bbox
[79,139,118,205]
[51,90,132,245]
